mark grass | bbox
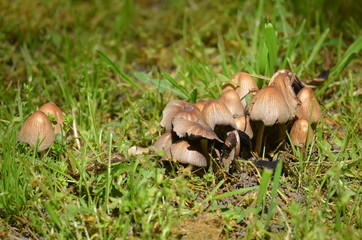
[1,0,361,239]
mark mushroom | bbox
[296,87,321,123]
[234,115,253,139]
[248,85,295,154]
[18,111,55,152]
[160,100,200,131]
[170,140,208,167]
[39,102,64,134]
[195,100,209,112]
[290,118,314,147]
[223,72,259,108]
[200,100,237,132]
[154,131,174,155]
[268,70,300,115]
[219,90,245,117]
[171,118,221,142]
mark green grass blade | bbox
[264,23,278,75]
[97,50,145,93]
[316,36,362,97]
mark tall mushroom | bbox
[18,111,55,152]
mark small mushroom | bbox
[290,118,314,147]
[170,140,207,167]
[154,131,174,155]
[200,100,237,130]
[200,100,237,141]
[223,72,259,108]
[219,90,245,117]
[268,70,300,115]
[18,111,55,152]
[160,100,200,131]
[296,87,321,123]
[195,100,209,112]
[39,102,64,134]
[172,118,221,142]
[234,115,253,139]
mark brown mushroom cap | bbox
[200,100,237,130]
[170,140,207,167]
[154,131,173,155]
[296,87,321,123]
[219,90,245,117]
[39,102,64,134]
[248,86,294,126]
[234,115,253,138]
[172,118,222,142]
[18,111,55,152]
[223,72,259,108]
[269,70,300,115]
[290,118,314,146]
[195,100,209,112]
[160,100,200,131]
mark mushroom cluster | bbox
[154,70,321,168]
[248,69,321,154]
[18,102,64,152]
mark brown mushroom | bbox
[268,70,300,115]
[234,115,253,139]
[39,102,64,134]
[160,100,200,131]
[170,140,208,167]
[219,90,245,117]
[223,72,259,108]
[248,85,295,154]
[18,111,55,152]
[172,118,221,142]
[290,118,314,147]
[200,100,237,130]
[154,131,173,155]
[296,87,321,123]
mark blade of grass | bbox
[316,36,362,97]
[265,160,283,227]
[209,186,259,201]
[298,28,330,75]
[97,50,145,93]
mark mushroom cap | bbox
[170,140,207,167]
[200,100,237,130]
[160,100,200,131]
[195,100,209,112]
[234,115,253,138]
[18,111,55,152]
[248,86,294,126]
[39,102,64,134]
[219,90,245,117]
[224,130,240,158]
[172,118,222,142]
[290,118,314,146]
[223,72,259,108]
[269,70,300,115]
[154,131,173,155]
[296,87,321,123]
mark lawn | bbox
[0,0,361,239]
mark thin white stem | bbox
[72,107,81,150]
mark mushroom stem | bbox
[254,122,265,155]
[72,107,81,150]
